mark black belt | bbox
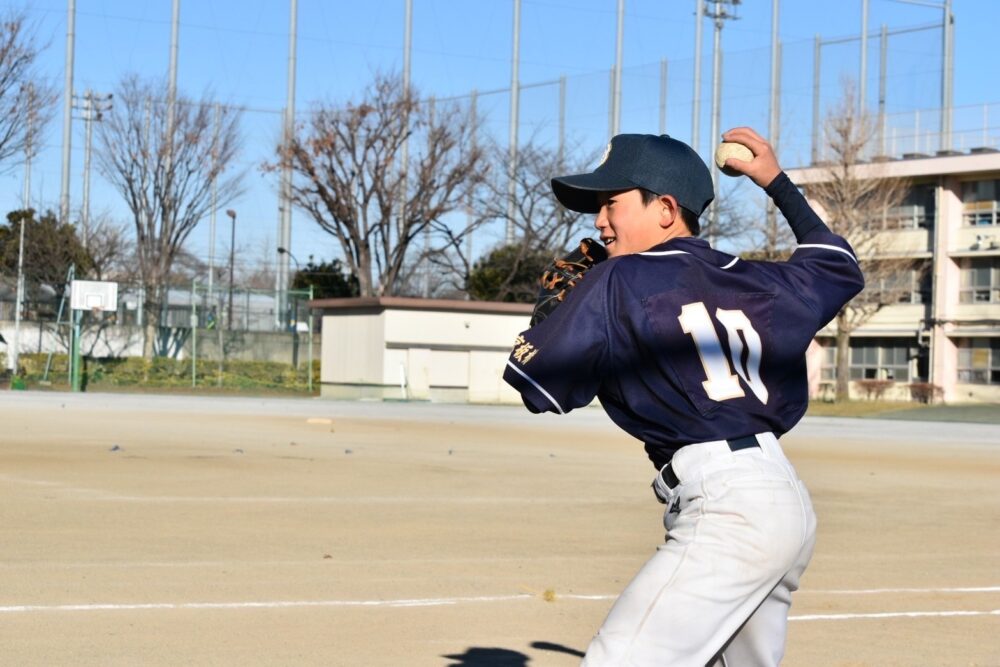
[660,435,760,489]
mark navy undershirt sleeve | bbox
[765,172,829,243]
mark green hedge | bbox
[16,353,319,394]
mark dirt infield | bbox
[1,393,998,666]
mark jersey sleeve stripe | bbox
[638,250,690,257]
[796,243,859,264]
[721,257,739,270]
[505,361,566,414]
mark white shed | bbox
[313,297,532,403]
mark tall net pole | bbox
[59,0,76,227]
[505,0,521,246]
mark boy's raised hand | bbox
[720,127,782,188]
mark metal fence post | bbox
[307,284,314,393]
[191,279,197,388]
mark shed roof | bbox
[309,296,533,315]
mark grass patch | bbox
[806,400,1000,423]
[14,353,319,396]
[805,400,921,418]
[870,404,1000,424]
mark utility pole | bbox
[768,0,780,151]
[278,0,298,327]
[506,0,521,245]
[812,34,821,164]
[166,0,180,177]
[399,0,413,282]
[611,0,624,135]
[659,59,668,135]
[465,89,478,281]
[608,69,615,139]
[11,84,37,376]
[422,96,435,298]
[59,0,76,227]
[208,103,220,310]
[692,0,704,154]
[860,0,869,113]
[72,89,113,249]
[879,24,888,156]
[706,0,740,245]
[226,209,237,329]
[558,77,566,168]
[942,0,953,150]
[766,0,781,246]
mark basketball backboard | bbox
[70,280,119,312]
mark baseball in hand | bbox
[715,142,754,177]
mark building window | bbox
[956,338,1000,385]
[849,339,911,382]
[820,344,837,380]
[962,179,1000,226]
[959,258,1000,303]
[872,262,931,304]
[885,184,936,230]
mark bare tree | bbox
[0,11,55,173]
[96,75,243,358]
[805,87,914,400]
[280,73,485,297]
[733,184,796,262]
[85,213,135,281]
[459,139,593,302]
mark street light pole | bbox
[11,84,37,377]
[226,209,236,329]
[279,246,310,386]
[277,246,300,272]
[278,246,300,331]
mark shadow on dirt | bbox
[442,641,585,665]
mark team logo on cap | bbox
[597,141,612,167]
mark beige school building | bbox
[790,148,1000,405]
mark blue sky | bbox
[8,0,1000,272]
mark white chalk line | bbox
[0,595,535,613]
[3,595,999,620]
[807,586,1000,595]
[0,555,637,569]
[790,609,1000,622]
[84,495,630,504]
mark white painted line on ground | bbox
[807,586,1000,595]
[89,496,633,504]
[3,595,999,620]
[0,556,636,569]
[561,595,617,601]
[0,595,535,614]
[790,609,1000,621]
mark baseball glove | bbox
[530,237,608,326]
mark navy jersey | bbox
[503,173,865,469]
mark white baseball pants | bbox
[581,432,816,667]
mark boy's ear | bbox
[657,194,680,229]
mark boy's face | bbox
[594,189,669,257]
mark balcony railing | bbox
[963,200,1000,227]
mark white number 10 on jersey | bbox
[678,302,769,404]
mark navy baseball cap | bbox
[551,134,714,215]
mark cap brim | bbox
[551,172,637,214]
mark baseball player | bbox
[503,127,864,666]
